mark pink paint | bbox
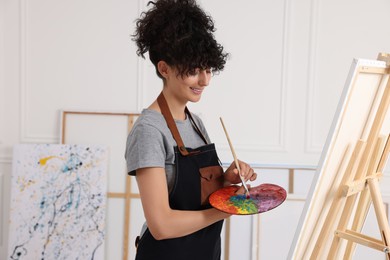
[209,183,287,215]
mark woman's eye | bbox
[188,68,211,76]
[189,70,199,76]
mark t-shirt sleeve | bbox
[125,123,166,176]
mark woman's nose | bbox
[198,71,210,86]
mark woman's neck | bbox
[148,90,187,121]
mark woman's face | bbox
[165,67,212,104]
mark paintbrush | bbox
[219,117,250,199]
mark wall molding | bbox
[19,0,59,143]
[252,195,306,260]
[18,0,144,144]
[0,146,12,164]
[0,173,4,246]
[0,157,12,164]
[218,0,291,154]
[276,0,292,152]
[304,0,322,154]
[0,1,5,145]
[16,0,64,143]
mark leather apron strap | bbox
[157,92,207,156]
[157,92,189,156]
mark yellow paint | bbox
[39,156,59,165]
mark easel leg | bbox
[344,135,387,258]
[326,141,367,259]
[329,194,359,259]
[344,190,372,259]
[367,177,390,259]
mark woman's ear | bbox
[157,61,170,79]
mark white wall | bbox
[1,0,11,258]
[0,0,5,256]
[1,0,390,259]
[0,0,4,146]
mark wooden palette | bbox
[209,184,287,215]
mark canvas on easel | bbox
[289,53,390,259]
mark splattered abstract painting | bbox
[8,144,108,260]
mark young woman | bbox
[125,1,257,259]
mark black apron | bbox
[135,92,224,260]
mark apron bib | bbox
[135,92,224,260]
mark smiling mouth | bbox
[190,87,203,94]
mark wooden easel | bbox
[310,53,390,259]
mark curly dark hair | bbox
[132,0,229,78]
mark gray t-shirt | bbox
[125,108,210,193]
[125,108,211,237]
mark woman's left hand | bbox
[224,160,257,184]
